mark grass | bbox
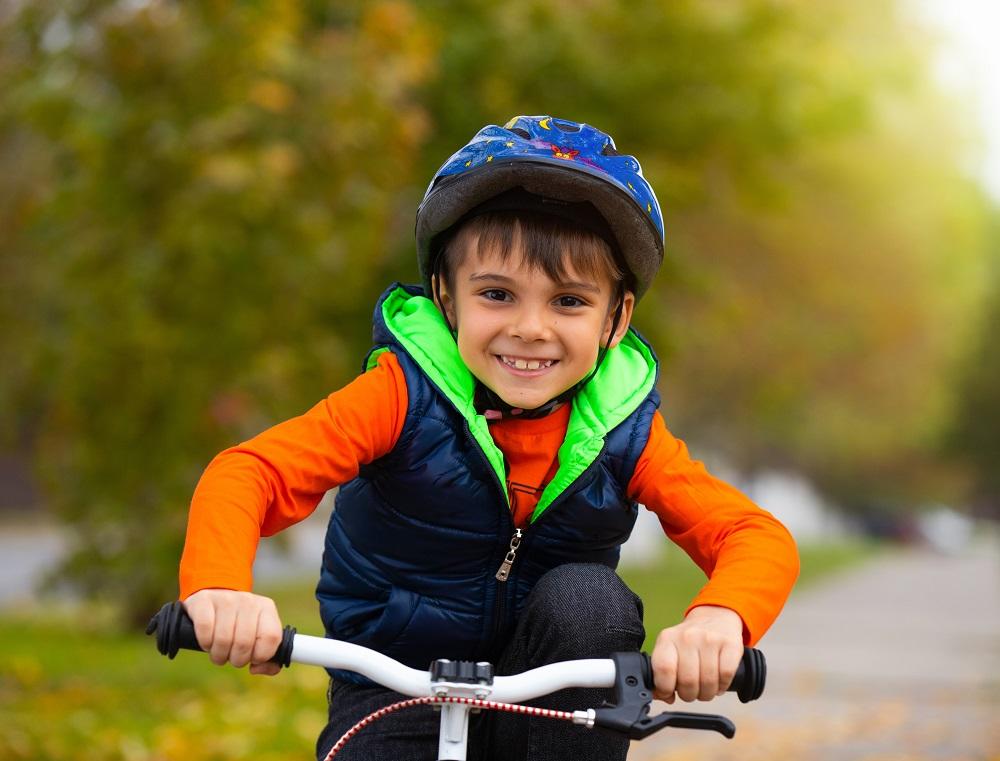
[0,541,877,760]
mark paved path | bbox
[629,536,1000,761]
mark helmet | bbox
[415,115,665,300]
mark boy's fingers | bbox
[674,640,700,702]
[718,641,743,695]
[651,639,678,700]
[209,605,237,666]
[250,602,284,666]
[249,662,282,676]
[228,606,259,668]
[698,638,721,701]
[184,597,216,653]
[181,591,283,672]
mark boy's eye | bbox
[556,295,586,308]
[482,289,510,302]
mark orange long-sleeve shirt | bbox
[180,352,799,645]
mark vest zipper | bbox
[490,525,521,657]
[466,422,610,657]
[461,423,518,656]
[494,528,523,581]
[487,443,613,651]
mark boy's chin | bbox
[481,385,543,412]
[480,376,577,412]
[491,389,565,412]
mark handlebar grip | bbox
[640,647,766,703]
[729,647,766,703]
[145,601,295,667]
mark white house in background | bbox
[740,470,851,543]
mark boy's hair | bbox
[437,211,628,297]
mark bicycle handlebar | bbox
[146,601,766,704]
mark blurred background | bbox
[0,1,997,759]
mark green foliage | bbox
[0,0,995,624]
[945,233,1000,518]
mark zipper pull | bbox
[495,528,523,582]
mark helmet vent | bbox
[508,128,531,139]
[601,143,621,156]
[553,120,581,133]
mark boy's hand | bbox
[182,589,284,676]
[650,605,744,703]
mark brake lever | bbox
[632,709,736,739]
[592,652,736,739]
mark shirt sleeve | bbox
[178,351,408,599]
[628,412,800,646]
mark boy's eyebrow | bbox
[468,271,603,294]
[556,280,603,294]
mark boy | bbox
[179,116,799,760]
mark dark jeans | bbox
[315,563,645,761]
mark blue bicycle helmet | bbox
[416,115,665,300]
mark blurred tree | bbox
[0,0,436,623]
[945,236,1000,519]
[653,12,994,513]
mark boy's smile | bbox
[498,355,557,372]
[439,245,634,411]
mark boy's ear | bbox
[603,290,635,349]
[432,274,458,328]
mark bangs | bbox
[442,211,625,290]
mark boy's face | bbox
[438,242,635,411]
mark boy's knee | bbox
[524,563,645,655]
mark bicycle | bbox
[147,601,766,761]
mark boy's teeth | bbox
[503,356,553,371]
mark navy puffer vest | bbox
[316,284,660,676]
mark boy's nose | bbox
[509,305,553,342]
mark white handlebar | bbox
[292,633,431,694]
[493,660,615,702]
[290,633,616,701]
